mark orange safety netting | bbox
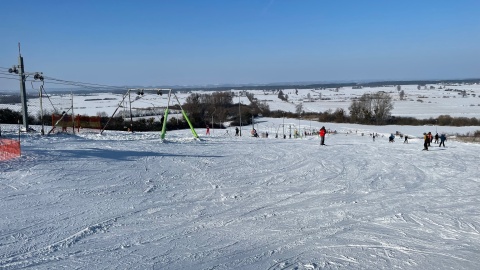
[0,139,21,161]
[51,114,101,133]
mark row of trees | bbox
[2,90,480,132]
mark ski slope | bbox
[1,120,480,269]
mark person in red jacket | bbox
[319,126,326,145]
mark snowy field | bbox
[1,84,480,269]
[3,83,480,119]
[1,116,480,269]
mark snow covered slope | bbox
[1,120,480,269]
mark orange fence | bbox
[75,115,101,131]
[0,139,21,161]
[51,114,101,133]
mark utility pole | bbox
[9,44,44,132]
[12,43,29,131]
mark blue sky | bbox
[1,0,480,89]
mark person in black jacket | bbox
[423,133,429,150]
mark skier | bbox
[423,132,429,151]
[404,135,409,143]
[389,134,395,143]
[434,133,439,144]
[235,127,239,136]
[206,125,210,135]
[373,133,375,142]
[319,126,326,145]
[439,133,447,147]
[427,132,433,146]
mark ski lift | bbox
[8,66,19,74]
[34,73,44,81]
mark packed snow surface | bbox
[1,120,480,269]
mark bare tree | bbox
[371,92,393,124]
[399,90,405,100]
[349,92,393,124]
[295,103,303,115]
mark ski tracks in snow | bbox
[2,133,480,269]
[0,217,118,269]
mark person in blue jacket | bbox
[439,133,447,147]
[389,134,395,143]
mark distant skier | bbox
[206,125,210,135]
[372,133,375,142]
[439,133,447,147]
[434,133,439,144]
[389,134,395,143]
[404,135,409,144]
[423,133,429,151]
[235,127,239,136]
[319,126,326,145]
[427,132,433,146]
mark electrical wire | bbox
[0,76,18,80]
[1,69,127,91]
[0,71,18,76]
[0,76,22,81]
[42,75,128,90]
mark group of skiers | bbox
[233,126,447,150]
[379,131,447,150]
[423,132,447,150]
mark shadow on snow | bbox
[55,148,224,161]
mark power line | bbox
[41,80,125,91]
[0,75,23,81]
[1,74,127,92]
[42,75,128,90]
[2,67,128,91]
[0,71,18,75]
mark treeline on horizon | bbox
[174,78,480,92]
[3,78,479,95]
